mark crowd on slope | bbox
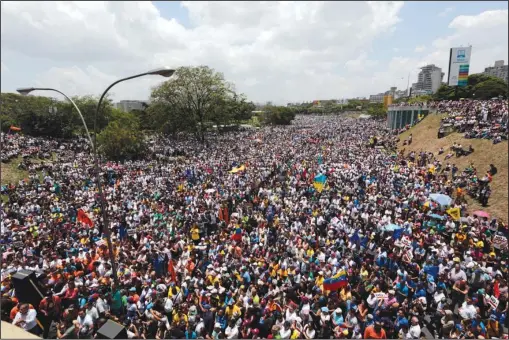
[1,114,508,340]
[430,99,508,143]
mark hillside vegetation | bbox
[398,114,508,222]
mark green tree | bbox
[0,92,115,138]
[433,84,456,100]
[150,66,235,142]
[97,111,146,161]
[367,103,386,118]
[472,78,508,100]
[263,105,296,125]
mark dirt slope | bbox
[397,113,508,222]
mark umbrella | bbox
[428,213,446,221]
[473,210,490,218]
[382,223,403,232]
[429,193,452,207]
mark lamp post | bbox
[91,67,175,282]
[17,67,175,286]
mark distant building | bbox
[369,87,406,103]
[115,100,149,112]
[369,93,385,103]
[482,60,508,83]
[412,64,444,94]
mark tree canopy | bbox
[0,92,114,137]
[97,111,146,161]
[433,74,507,100]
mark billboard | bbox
[447,46,472,87]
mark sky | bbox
[1,1,508,104]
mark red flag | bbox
[77,209,94,227]
[168,259,177,283]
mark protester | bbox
[1,113,508,339]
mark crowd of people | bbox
[431,99,508,143]
[1,114,508,339]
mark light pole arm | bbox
[36,88,94,149]
[93,72,153,140]
[92,71,156,285]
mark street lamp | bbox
[16,67,175,286]
[91,67,175,282]
[16,87,94,149]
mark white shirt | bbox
[459,302,477,320]
[13,309,38,331]
[407,324,421,339]
[225,325,239,339]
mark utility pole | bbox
[406,72,411,97]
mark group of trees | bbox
[433,74,508,101]
[0,66,300,161]
[0,93,115,137]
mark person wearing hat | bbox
[486,314,503,339]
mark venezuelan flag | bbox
[231,226,242,242]
[313,174,327,193]
[323,269,348,291]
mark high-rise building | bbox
[412,64,444,94]
[482,60,508,83]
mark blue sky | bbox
[1,1,508,103]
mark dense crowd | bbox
[1,114,508,340]
[431,99,508,143]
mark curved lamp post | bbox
[91,67,175,282]
[16,87,94,148]
[16,67,175,285]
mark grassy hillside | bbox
[398,114,508,222]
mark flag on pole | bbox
[313,174,327,193]
[323,269,348,290]
[77,209,94,227]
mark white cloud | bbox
[414,45,426,53]
[371,9,508,93]
[438,7,454,17]
[0,2,507,103]
[0,1,405,103]
[0,61,7,72]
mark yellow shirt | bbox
[207,275,220,285]
[191,227,200,241]
[168,286,181,298]
[225,305,241,318]
[172,312,188,325]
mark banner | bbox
[487,295,499,309]
[492,235,508,250]
[448,46,472,87]
[446,207,461,221]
